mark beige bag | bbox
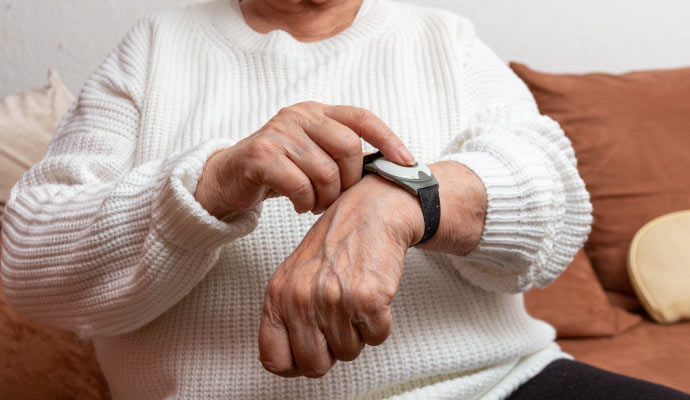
[628,210,690,323]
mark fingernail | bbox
[398,145,415,166]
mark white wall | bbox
[2,0,690,96]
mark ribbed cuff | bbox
[438,150,550,291]
[153,139,261,252]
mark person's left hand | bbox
[258,173,423,378]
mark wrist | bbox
[419,161,487,255]
[195,149,230,220]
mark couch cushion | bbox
[510,63,690,300]
[0,69,74,224]
[524,249,640,338]
[558,320,690,395]
[0,279,110,399]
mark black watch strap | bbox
[362,151,441,247]
[414,184,440,247]
[362,151,384,173]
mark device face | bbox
[370,158,432,181]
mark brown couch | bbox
[514,63,690,394]
[558,321,690,393]
[1,65,689,398]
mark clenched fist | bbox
[194,101,415,219]
[258,173,424,378]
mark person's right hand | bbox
[194,101,415,219]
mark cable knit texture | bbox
[0,0,592,398]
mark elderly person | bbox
[3,0,689,399]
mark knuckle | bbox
[321,279,342,307]
[299,107,325,127]
[291,285,313,309]
[341,134,362,156]
[291,178,313,198]
[380,129,395,145]
[310,112,328,128]
[315,162,340,185]
[261,119,281,132]
[293,203,310,214]
[378,284,397,304]
[262,301,284,329]
[260,359,293,377]
[352,108,375,123]
[297,100,321,110]
[279,106,308,122]
[265,276,283,300]
[333,344,363,362]
[259,358,279,373]
[367,323,392,346]
[364,309,393,346]
[245,137,274,160]
[261,119,290,139]
[301,359,333,379]
[277,106,294,118]
[357,291,383,316]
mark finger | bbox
[258,312,300,378]
[299,117,363,191]
[285,309,336,378]
[354,306,393,347]
[279,134,342,213]
[320,308,365,362]
[258,156,316,213]
[315,275,365,362]
[264,188,280,199]
[322,105,415,167]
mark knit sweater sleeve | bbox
[0,18,261,338]
[434,21,592,293]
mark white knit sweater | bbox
[1,0,592,398]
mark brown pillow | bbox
[0,275,110,399]
[511,63,690,299]
[0,69,74,223]
[524,249,640,338]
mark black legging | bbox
[508,359,690,400]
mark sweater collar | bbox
[204,0,398,57]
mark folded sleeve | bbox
[0,18,261,338]
[434,20,593,293]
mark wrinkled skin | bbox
[195,101,414,219]
[258,174,420,378]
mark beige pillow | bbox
[0,69,75,222]
[0,71,109,397]
[628,210,690,323]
